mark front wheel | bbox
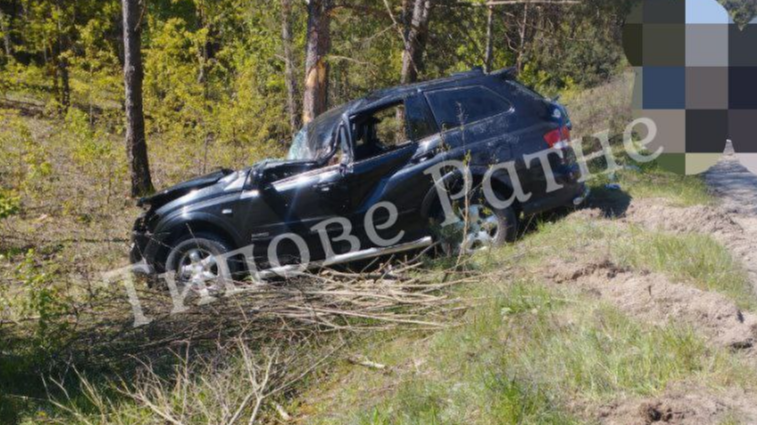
[164,233,242,293]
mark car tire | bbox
[431,190,519,254]
[493,202,519,244]
[164,233,243,291]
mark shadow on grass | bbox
[0,293,294,423]
[518,186,633,238]
[584,185,633,218]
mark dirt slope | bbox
[548,258,757,351]
[545,152,757,424]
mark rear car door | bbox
[423,85,516,168]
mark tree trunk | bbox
[281,0,301,134]
[0,8,11,57]
[57,54,70,111]
[401,0,411,41]
[484,5,494,73]
[400,0,432,85]
[55,0,70,112]
[516,3,530,72]
[122,0,154,198]
[195,3,215,88]
[302,0,332,125]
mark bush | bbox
[0,190,20,219]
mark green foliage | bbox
[0,189,20,219]
[720,0,757,27]
[13,250,72,351]
[65,108,115,167]
[1,0,638,177]
[20,126,54,197]
[0,111,55,199]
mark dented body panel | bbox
[131,68,585,273]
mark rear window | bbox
[425,86,513,130]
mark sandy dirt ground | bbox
[550,148,757,424]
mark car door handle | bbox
[315,182,336,193]
[413,151,436,164]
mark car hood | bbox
[137,168,236,209]
[137,157,318,213]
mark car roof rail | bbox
[488,67,518,80]
[451,67,485,78]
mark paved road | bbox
[705,142,757,217]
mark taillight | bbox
[544,126,571,149]
[544,129,561,148]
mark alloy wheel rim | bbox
[460,204,500,254]
[178,248,220,291]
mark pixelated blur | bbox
[623,0,757,175]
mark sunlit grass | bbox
[614,228,756,311]
[308,282,753,425]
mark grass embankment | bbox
[299,177,757,424]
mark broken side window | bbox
[351,103,411,162]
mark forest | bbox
[0,0,637,195]
[3,0,757,424]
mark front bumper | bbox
[130,228,170,277]
[130,231,158,279]
[130,231,151,264]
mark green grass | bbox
[305,282,753,424]
[614,229,756,311]
[585,155,714,208]
[478,214,756,312]
[614,163,712,207]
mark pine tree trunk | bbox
[484,5,494,73]
[281,0,301,134]
[516,3,530,72]
[401,0,411,42]
[57,55,70,111]
[55,0,70,112]
[400,0,432,85]
[122,0,154,198]
[302,0,331,125]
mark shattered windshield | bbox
[287,105,348,161]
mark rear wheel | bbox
[459,201,517,253]
[164,233,242,293]
[432,191,519,255]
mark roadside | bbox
[705,142,757,294]
[295,156,757,424]
[706,142,757,218]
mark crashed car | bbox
[131,67,588,284]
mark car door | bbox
[341,96,441,246]
[245,124,352,264]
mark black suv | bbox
[131,68,587,283]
